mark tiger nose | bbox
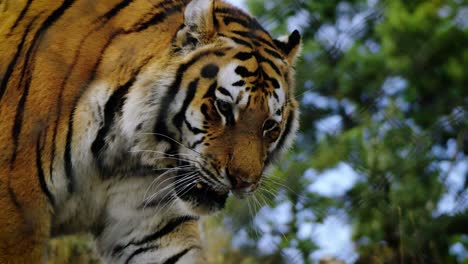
[226,168,259,191]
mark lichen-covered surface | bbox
[48,236,101,264]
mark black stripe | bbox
[184,120,206,134]
[0,15,38,102]
[8,0,33,34]
[91,76,136,159]
[272,110,295,156]
[272,91,279,101]
[190,137,204,149]
[36,133,55,206]
[232,80,245,87]
[64,110,75,193]
[222,16,257,30]
[129,0,192,33]
[269,78,280,89]
[112,216,199,256]
[264,48,283,60]
[246,94,252,108]
[172,78,199,132]
[132,2,185,32]
[124,246,159,264]
[215,7,252,21]
[136,216,197,245]
[234,52,253,61]
[99,0,134,21]
[214,51,226,56]
[203,81,217,99]
[10,0,75,167]
[228,36,253,48]
[163,247,196,264]
[10,71,31,168]
[7,182,22,210]
[256,54,281,76]
[215,8,264,30]
[200,103,211,121]
[212,2,219,29]
[231,30,276,49]
[253,37,277,50]
[235,66,257,78]
[218,87,233,99]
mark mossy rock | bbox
[48,235,101,264]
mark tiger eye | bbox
[216,100,231,114]
[263,120,277,131]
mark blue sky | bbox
[225,0,247,10]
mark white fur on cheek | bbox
[217,63,243,101]
[268,85,285,123]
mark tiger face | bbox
[148,0,301,214]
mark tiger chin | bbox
[0,0,300,263]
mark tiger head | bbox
[133,0,301,214]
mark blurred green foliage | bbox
[220,0,468,263]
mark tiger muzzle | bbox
[226,165,261,198]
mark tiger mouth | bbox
[174,168,229,211]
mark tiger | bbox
[0,0,301,263]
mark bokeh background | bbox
[48,0,468,263]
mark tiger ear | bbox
[274,30,302,64]
[175,0,216,50]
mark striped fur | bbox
[0,0,301,263]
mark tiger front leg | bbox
[95,182,206,264]
[97,215,206,264]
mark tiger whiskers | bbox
[129,149,204,166]
[142,165,194,204]
[143,172,199,213]
[151,166,193,171]
[264,177,330,223]
[142,132,200,153]
[246,197,262,240]
[143,172,198,209]
[250,183,292,249]
[141,132,211,163]
[129,148,201,161]
[151,173,199,216]
[261,176,309,201]
[256,181,279,204]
